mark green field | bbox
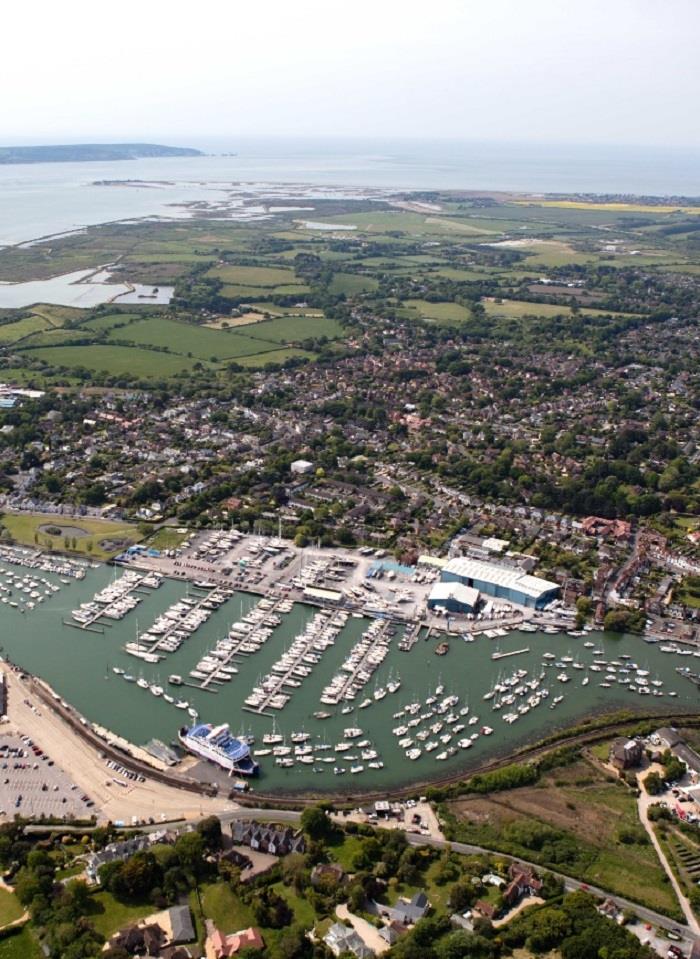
[248,303,324,317]
[481,298,634,320]
[27,344,200,378]
[233,347,315,367]
[81,311,145,332]
[0,315,51,344]
[1,512,143,560]
[243,315,345,343]
[208,264,298,286]
[446,757,680,918]
[328,273,379,295]
[106,317,266,360]
[402,299,472,324]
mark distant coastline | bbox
[0,142,203,165]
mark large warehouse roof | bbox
[443,556,558,601]
[429,581,480,608]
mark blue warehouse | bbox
[441,557,559,610]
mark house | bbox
[474,900,498,921]
[372,890,430,926]
[204,920,264,958]
[324,921,374,958]
[502,863,543,906]
[610,737,643,771]
[107,905,196,956]
[291,459,314,475]
[109,922,166,956]
[230,820,306,856]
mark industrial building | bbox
[441,557,559,609]
[427,581,480,614]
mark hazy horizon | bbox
[3,0,699,149]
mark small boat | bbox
[175,699,189,709]
[112,667,125,676]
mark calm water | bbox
[1,563,696,795]
[0,269,174,309]
[2,137,700,247]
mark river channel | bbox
[1,561,697,794]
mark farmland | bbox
[0,188,696,387]
[25,344,200,379]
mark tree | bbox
[196,815,223,851]
[300,805,334,842]
[643,771,664,795]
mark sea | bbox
[1,137,700,248]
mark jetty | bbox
[491,647,530,661]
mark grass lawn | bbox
[144,527,190,551]
[1,512,143,560]
[86,890,152,938]
[0,927,41,959]
[25,344,200,379]
[270,881,316,927]
[402,299,472,324]
[194,881,255,933]
[0,889,23,927]
[208,265,298,287]
[326,833,367,871]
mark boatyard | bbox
[0,530,695,796]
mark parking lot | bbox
[0,730,95,820]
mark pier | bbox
[492,647,530,661]
[326,618,393,704]
[70,571,150,631]
[244,610,340,714]
[144,586,230,657]
[398,621,423,651]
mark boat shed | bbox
[441,557,559,609]
[427,581,480,613]
[303,585,343,605]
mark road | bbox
[212,808,698,946]
[637,773,700,935]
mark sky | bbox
[3,0,699,148]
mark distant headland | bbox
[0,143,203,165]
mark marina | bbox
[0,560,696,794]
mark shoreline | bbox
[4,656,699,813]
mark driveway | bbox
[336,902,390,954]
[636,772,700,935]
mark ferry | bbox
[178,722,259,776]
